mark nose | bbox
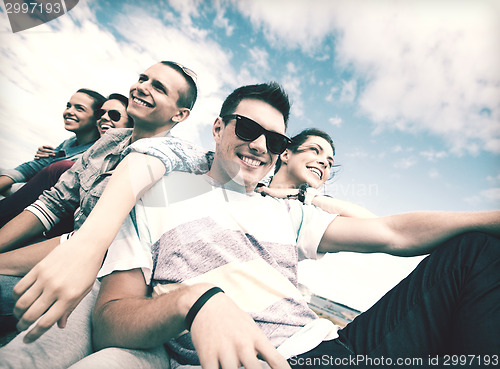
[317,158,327,168]
[135,81,150,96]
[64,106,76,116]
[99,111,110,121]
[248,134,268,154]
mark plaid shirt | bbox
[27,128,135,230]
[26,129,211,231]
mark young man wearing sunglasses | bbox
[0,61,209,367]
[70,82,499,368]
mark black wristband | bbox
[185,287,224,331]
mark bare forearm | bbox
[0,211,45,253]
[93,274,210,350]
[384,210,500,256]
[93,294,184,350]
[312,196,377,218]
[0,176,14,194]
[321,210,500,255]
[0,237,59,276]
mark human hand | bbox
[34,145,56,159]
[190,292,291,369]
[255,186,299,201]
[12,239,103,343]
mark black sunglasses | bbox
[222,114,291,155]
[95,109,122,122]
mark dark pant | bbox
[0,275,22,336]
[290,232,500,368]
[0,160,75,236]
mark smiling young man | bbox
[71,82,499,368]
[0,61,211,368]
[0,62,198,253]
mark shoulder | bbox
[102,128,134,139]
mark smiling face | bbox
[63,92,97,134]
[210,98,286,191]
[280,135,334,188]
[97,99,130,136]
[127,63,190,134]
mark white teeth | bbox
[308,167,322,179]
[241,156,262,167]
[65,117,77,122]
[100,124,112,130]
[133,97,153,107]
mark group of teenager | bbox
[0,60,499,368]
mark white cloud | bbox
[334,0,500,155]
[428,168,440,179]
[0,2,240,169]
[345,148,369,159]
[232,0,339,51]
[248,47,269,72]
[420,150,449,161]
[339,79,357,103]
[325,86,339,102]
[282,75,304,117]
[329,116,342,127]
[465,187,500,207]
[486,173,500,185]
[232,0,500,155]
[393,156,418,169]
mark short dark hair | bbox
[76,88,106,112]
[274,128,335,173]
[160,61,197,110]
[107,93,134,128]
[219,82,290,128]
[107,93,128,108]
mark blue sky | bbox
[1,0,499,310]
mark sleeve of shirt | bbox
[98,188,155,283]
[289,201,337,261]
[122,136,213,175]
[24,152,85,231]
[97,212,153,283]
[7,141,66,182]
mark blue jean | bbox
[0,275,20,336]
[290,232,500,367]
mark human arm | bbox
[256,186,377,218]
[0,210,46,253]
[12,138,210,342]
[34,145,56,159]
[0,237,59,276]
[12,153,166,343]
[93,270,290,368]
[0,175,15,194]
[318,210,500,255]
[311,196,376,218]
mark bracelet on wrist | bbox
[185,287,224,331]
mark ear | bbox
[212,117,224,144]
[280,149,291,165]
[172,108,191,124]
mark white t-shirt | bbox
[99,172,339,367]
